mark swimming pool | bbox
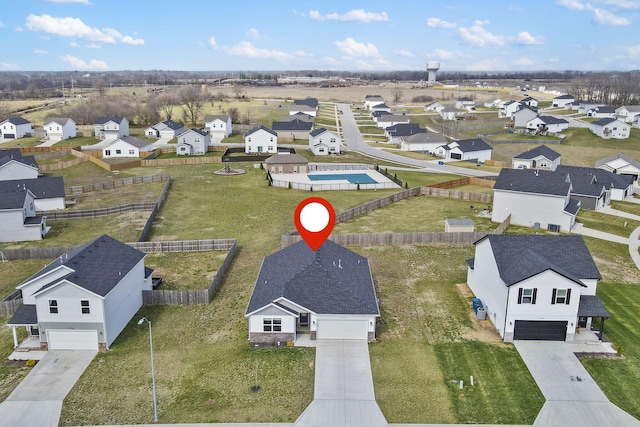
[307,173,378,184]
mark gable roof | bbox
[95,116,126,125]
[386,123,425,137]
[159,119,183,130]
[494,168,571,196]
[595,153,640,170]
[556,165,633,193]
[536,116,569,126]
[265,153,308,165]
[25,234,146,298]
[0,149,39,170]
[1,117,31,126]
[271,119,313,131]
[178,127,209,138]
[513,145,561,161]
[0,182,33,209]
[245,240,379,316]
[43,117,74,127]
[554,94,574,100]
[377,114,410,123]
[452,138,492,153]
[204,114,231,122]
[402,131,447,144]
[105,136,153,150]
[591,118,619,127]
[294,98,318,108]
[591,106,617,113]
[6,176,65,200]
[475,234,601,286]
[245,125,277,137]
[309,127,330,137]
[365,95,384,100]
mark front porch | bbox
[8,336,47,361]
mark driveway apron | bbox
[0,350,96,427]
[514,341,640,427]
[295,339,387,427]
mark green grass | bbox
[0,316,30,402]
[145,252,227,290]
[577,210,640,237]
[68,181,165,210]
[609,201,640,217]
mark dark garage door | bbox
[513,320,567,341]
[450,153,462,160]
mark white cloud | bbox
[426,17,457,28]
[557,0,588,10]
[34,49,49,55]
[0,21,5,28]
[309,9,389,23]
[395,49,414,58]
[43,0,90,3]
[69,42,78,47]
[628,45,640,57]
[593,0,640,9]
[293,50,313,58]
[25,14,144,45]
[226,41,292,61]
[592,8,630,25]
[60,54,108,69]
[516,31,543,45]
[208,37,217,49]
[1,63,19,70]
[432,48,457,60]
[85,43,101,49]
[458,22,505,47]
[246,28,259,39]
[516,57,534,66]
[334,37,379,57]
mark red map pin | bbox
[294,197,336,251]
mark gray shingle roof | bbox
[204,115,231,122]
[95,116,126,125]
[294,98,318,108]
[161,120,183,130]
[564,198,581,215]
[0,149,38,169]
[4,176,65,200]
[402,131,447,144]
[474,234,601,286]
[309,128,329,137]
[556,165,633,196]
[513,145,561,161]
[577,295,611,318]
[454,138,492,153]
[538,116,569,125]
[245,125,277,137]
[554,94,574,100]
[595,153,640,170]
[592,106,617,114]
[271,119,313,131]
[106,136,152,150]
[386,123,424,137]
[43,117,73,126]
[0,183,31,209]
[591,118,618,126]
[1,117,31,125]
[265,153,308,165]
[245,240,379,316]
[25,234,146,298]
[7,304,37,325]
[494,168,571,196]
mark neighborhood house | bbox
[245,125,278,154]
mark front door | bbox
[30,326,39,337]
[299,313,309,326]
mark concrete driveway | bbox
[0,350,96,427]
[295,339,387,427]
[514,341,640,427]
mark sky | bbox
[1,0,640,72]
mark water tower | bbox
[426,61,440,83]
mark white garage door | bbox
[317,319,369,340]
[48,330,99,350]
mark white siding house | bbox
[512,145,562,171]
[526,116,569,134]
[94,117,129,140]
[7,235,153,351]
[364,95,385,110]
[491,168,579,232]
[435,139,492,163]
[0,117,34,140]
[615,105,640,123]
[589,118,630,139]
[176,128,210,156]
[466,235,604,342]
[204,115,232,142]
[102,136,153,158]
[244,126,278,154]
[499,101,522,118]
[512,107,538,128]
[144,120,184,140]
[309,128,341,155]
[552,94,575,108]
[0,149,39,181]
[0,183,49,243]
[596,153,640,182]
[43,118,76,142]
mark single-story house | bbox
[372,110,392,122]
[43,118,76,142]
[288,104,317,117]
[484,98,502,108]
[102,136,153,158]
[439,106,464,121]
[272,119,313,140]
[512,107,538,128]
[596,153,640,182]
[385,123,424,144]
[556,165,634,206]
[499,100,522,118]
[371,103,392,114]
[204,115,232,142]
[94,116,129,140]
[466,234,606,342]
[364,95,385,110]
[512,145,562,171]
[521,96,538,108]
[0,181,49,242]
[279,113,314,123]
[455,97,475,111]
[424,101,445,112]
[10,176,66,211]
[265,153,309,174]
[445,218,474,232]
[308,128,340,155]
[491,168,579,232]
[615,105,640,123]
[144,120,184,140]
[176,128,210,156]
[0,149,39,181]
[7,234,153,351]
[245,125,278,154]
[576,101,606,114]
[376,114,410,129]
[552,94,575,108]
[399,131,447,153]
[526,116,569,134]
[294,98,319,109]
[435,139,492,163]
[587,106,617,119]
[0,117,34,140]
[589,118,630,139]
[244,239,380,346]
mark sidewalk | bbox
[570,223,629,245]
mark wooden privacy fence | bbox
[142,239,237,305]
[429,176,496,189]
[335,187,422,223]
[0,290,25,316]
[138,177,172,242]
[44,202,155,220]
[129,238,236,253]
[68,174,170,195]
[421,187,493,203]
[141,156,222,166]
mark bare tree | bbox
[233,85,246,99]
[178,85,204,125]
[227,107,240,124]
[94,78,107,96]
[157,91,176,120]
[0,101,11,118]
[392,87,403,103]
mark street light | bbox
[138,317,158,422]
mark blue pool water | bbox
[307,173,378,184]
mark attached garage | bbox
[48,330,99,350]
[513,320,567,341]
[450,152,462,160]
[317,319,369,340]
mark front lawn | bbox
[577,210,640,237]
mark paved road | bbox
[0,350,96,427]
[336,103,497,177]
[295,340,387,427]
[515,341,640,427]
